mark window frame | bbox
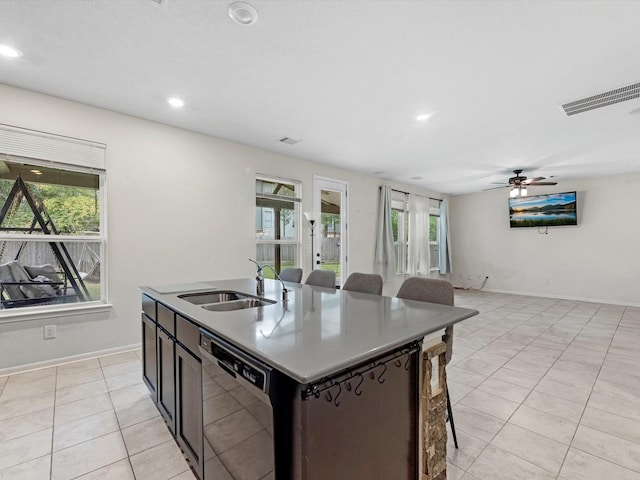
[391,194,409,274]
[429,207,441,272]
[390,191,443,275]
[255,174,302,274]
[0,125,108,319]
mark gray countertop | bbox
[141,278,478,384]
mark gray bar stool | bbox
[305,270,336,288]
[342,272,383,295]
[279,267,303,283]
[396,277,458,449]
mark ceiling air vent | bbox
[561,82,640,116]
[279,137,300,145]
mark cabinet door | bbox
[157,328,176,434]
[141,313,158,400]
[176,343,204,480]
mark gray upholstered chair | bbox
[396,276,458,448]
[279,267,303,283]
[305,270,336,288]
[342,272,383,295]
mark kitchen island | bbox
[140,278,478,480]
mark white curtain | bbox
[407,194,430,276]
[374,185,396,281]
[439,198,453,274]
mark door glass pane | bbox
[319,189,341,283]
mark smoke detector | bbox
[228,2,258,25]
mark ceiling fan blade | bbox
[523,177,545,184]
[528,181,557,186]
[490,182,509,185]
[483,185,509,191]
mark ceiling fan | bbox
[486,169,557,196]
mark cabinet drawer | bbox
[157,302,175,336]
[142,294,156,320]
[176,314,200,356]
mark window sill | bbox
[0,302,113,325]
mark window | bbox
[390,191,442,274]
[255,176,301,278]
[429,200,441,271]
[391,194,408,274]
[0,161,105,311]
[0,125,106,313]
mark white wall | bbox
[0,84,439,371]
[449,173,640,306]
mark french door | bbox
[313,176,348,287]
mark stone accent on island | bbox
[421,341,448,480]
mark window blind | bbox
[0,124,105,171]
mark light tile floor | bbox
[0,350,197,480]
[448,290,640,480]
[0,290,638,479]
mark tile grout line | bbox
[101,356,139,480]
[547,305,618,480]
[552,305,630,479]
[451,298,566,476]
[49,365,59,480]
[454,297,605,477]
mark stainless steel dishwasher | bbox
[199,328,420,480]
[199,330,279,480]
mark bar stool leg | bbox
[446,386,459,449]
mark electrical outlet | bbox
[43,325,57,339]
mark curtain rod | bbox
[388,187,442,203]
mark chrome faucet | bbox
[249,258,265,296]
[248,259,289,302]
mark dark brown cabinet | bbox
[141,295,204,479]
[176,343,204,479]
[157,327,176,434]
[141,313,158,399]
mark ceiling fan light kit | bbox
[510,186,527,197]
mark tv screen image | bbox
[509,191,577,228]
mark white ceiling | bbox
[1,0,640,195]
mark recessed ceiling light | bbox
[415,113,432,121]
[30,169,42,175]
[0,43,23,58]
[167,97,185,108]
[228,1,258,25]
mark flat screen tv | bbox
[509,191,577,228]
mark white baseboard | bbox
[0,343,142,377]
[478,287,640,308]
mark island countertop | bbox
[141,278,478,384]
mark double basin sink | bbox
[178,290,276,312]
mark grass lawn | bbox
[260,261,340,280]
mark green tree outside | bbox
[0,180,99,234]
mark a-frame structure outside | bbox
[0,175,91,303]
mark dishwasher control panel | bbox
[200,332,270,394]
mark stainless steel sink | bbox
[178,290,276,311]
[202,297,276,311]
[179,291,245,305]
